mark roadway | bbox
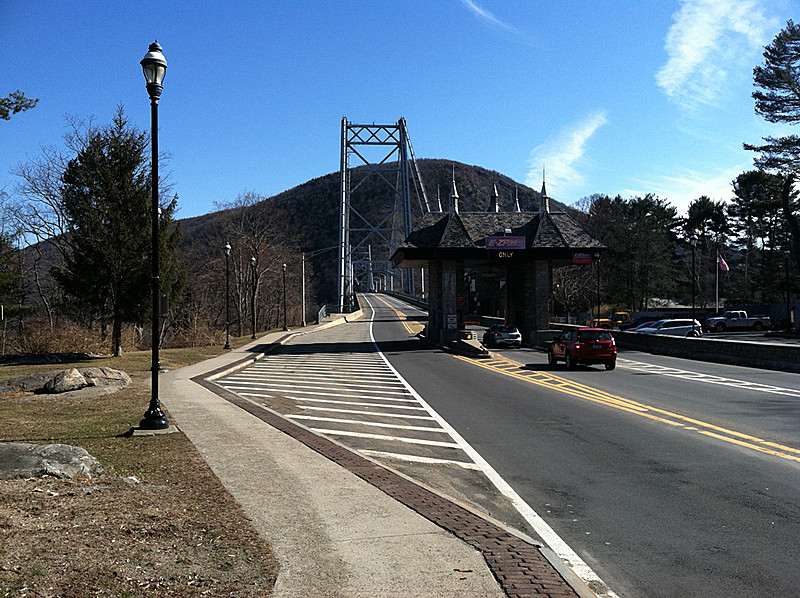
[371,294,800,597]
[216,294,800,597]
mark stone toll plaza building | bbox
[391,176,604,345]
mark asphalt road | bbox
[370,296,800,598]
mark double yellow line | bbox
[456,354,800,464]
[371,295,800,464]
[371,294,426,335]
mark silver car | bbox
[482,324,523,348]
[634,318,703,337]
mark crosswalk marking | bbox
[618,359,800,397]
[308,428,463,449]
[295,406,436,420]
[214,309,480,475]
[287,414,449,433]
[358,449,481,470]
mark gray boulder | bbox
[44,368,87,393]
[81,367,131,387]
[1,367,130,394]
[0,442,104,479]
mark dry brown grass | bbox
[0,342,278,597]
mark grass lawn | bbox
[0,337,278,597]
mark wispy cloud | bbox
[526,112,608,197]
[461,0,519,34]
[655,0,777,110]
[624,162,749,214]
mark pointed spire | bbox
[449,166,459,213]
[514,186,521,213]
[540,165,548,198]
[436,185,442,212]
[490,182,500,212]
[540,165,550,213]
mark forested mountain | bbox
[177,159,545,315]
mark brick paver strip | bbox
[193,350,582,598]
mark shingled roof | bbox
[393,208,603,267]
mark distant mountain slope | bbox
[176,159,547,304]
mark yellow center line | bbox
[371,294,425,336]
[453,353,800,464]
[370,297,800,464]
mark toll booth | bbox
[391,201,604,346]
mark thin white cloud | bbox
[461,0,519,34]
[655,0,776,110]
[625,162,749,215]
[526,112,608,197]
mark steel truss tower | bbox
[338,117,429,310]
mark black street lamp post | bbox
[690,235,697,336]
[250,256,257,339]
[282,263,288,331]
[139,41,169,430]
[224,243,231,349]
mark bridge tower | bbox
[337,117,429,310]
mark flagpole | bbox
[716,257,719,313]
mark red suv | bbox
[548,327,617,370]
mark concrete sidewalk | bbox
[160,320,588,598]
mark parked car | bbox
[483,324,522,348]
[548,327,617,370]
[704,311,771,332]
[634,319,703,337]
[612,311,631,327]
[618,315,662,331]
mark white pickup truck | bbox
[705,311,771,332]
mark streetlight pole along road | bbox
[139,41,169,430]
[224,243,231,350]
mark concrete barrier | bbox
[613,330,800,373]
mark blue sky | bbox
[2,0,798,220]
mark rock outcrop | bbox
[1,367,131,395]
[0,443,104,479]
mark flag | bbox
[717,253,729,272]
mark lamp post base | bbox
[139,405,170,430]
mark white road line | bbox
[359,449,481,470]
[286,414,449,433]
[221,386,414,402]
[288,394,418,405]
[292,399,424,411]
[363,294,619,598]
[618,358,800,397]
[228,390,418,406]
[253,364,396,375]
[249,370,402,382]
[295,406,435,420]
[225,375,408,392]
[308,428,462,449]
